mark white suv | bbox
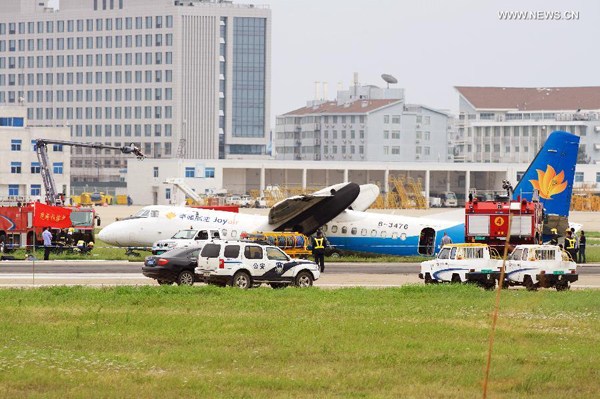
[196,240,320,289]
[152,229,221,255]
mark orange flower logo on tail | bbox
[529,165,567,199]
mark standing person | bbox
[564,230,577,262]
[310,230,327,273]
[441,232,452,246]
[42,227,53,261]
[571,227,579,263]
[549,228,559,245]
[578,230,586,264]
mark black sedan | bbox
[142,247,201,286]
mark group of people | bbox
[550,227,586,263]
[41,227,95,260]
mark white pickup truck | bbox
[419,243,502,289]
[504,244,578,291]
[151,228,221,255]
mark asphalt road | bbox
[0,260,599,275]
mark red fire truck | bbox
[464,193,544,253]
[0,202,96,249]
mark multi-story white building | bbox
[274,83,452,162]
[0,0,271,188]
[0,106,70,200]
[454,86,600,164]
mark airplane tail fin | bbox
[512,130,580,220]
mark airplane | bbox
[99,131,579,256]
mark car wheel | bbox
[451,274,461,284]
[424,273,433,285]
[177,270,195,286]
[157,279,171,286]
[483,282,496,291]
[270,283,286,289]
[295,271,313,287]
[231,271,252,289]
[329,250,341,258]
[524,276,538,291]
[556,282,570,291]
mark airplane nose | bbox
[98,223,121,245]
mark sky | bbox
[49,0,600,122]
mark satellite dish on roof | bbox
[381,74,398,86]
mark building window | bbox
[185,167,195,178]
[165,188,171,200]
[575,172,584,183]
[205,167,215,178]
[10,139,21,151]
[53,144,63,152]
[53,162,63,174]
[30,162,40,174]
[8,184,19,197]
[31,184,41,196]
[153,167,159,178]
[10,162,22,174]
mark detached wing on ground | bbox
[269,183,361,235]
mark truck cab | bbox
[440,192,457,207]
[151,228,221,255]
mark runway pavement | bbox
[1,260,599,288]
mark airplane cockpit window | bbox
[341,226,347,234]
[196,230,209,240]
[134,209,150,218]
[351,227,357,235]
[150,210,159,218]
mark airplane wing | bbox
[269,182,360,235]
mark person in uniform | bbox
[564,230,577,262]
[549,228,559,245]
[578,230,586,263]
[310,230,328,273]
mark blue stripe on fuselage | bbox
[327,223,465,256]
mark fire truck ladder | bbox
[36,139,145,205]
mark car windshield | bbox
[172,230,197,239]
[445,192,456,200]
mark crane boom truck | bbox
[35,139,144,205]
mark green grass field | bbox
[0,285,598,398]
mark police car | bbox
[195,240,320,289]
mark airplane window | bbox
[212,231,220,239]
[222,229,227,237]
[224,245,240,259]
[371,229,377,237]
[134,209,150,218]
[391,232,398,239]
[400,233,407,240]
[231,230,237,238]
[150,211,159,218]
[331,226,338,233]
[361,229,367,236]
[322,225,328,232]
[380,231,387,238]
[341,226,347,234]
[351,227,357,235]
